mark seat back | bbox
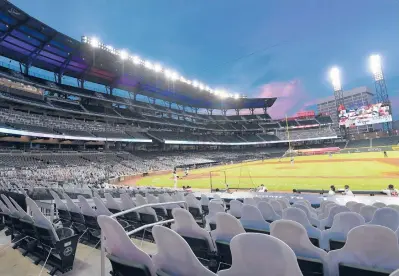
[171,208,215,254]
[93,197,113,216]
[373,202,387,208]
[147,194,159,204]
[257,201,281,222]
[97,215,156,276]
[345,201,358,209]
[105,193,122,212]
[200,194,210,206]
[152,225,216,276]
[321,205,351,229]
[360,205,378,223]
[387,205,399,212]
[218,233,303,276]
[228,200,243,218]
[320,212,365,251]
[205,200,225,225]
[328,225,399,276]
[276,199,289,209]
[282,207,321,241]
[271,220,327,274]
[243,197,256,206]
[26,197,59,244]
[1,194,20,218]
[50,190,69,211]
[351,202,366,213]
[64,193,82,214]
[368,207,399,231]
[319,203,338,219]
[211,213,245,243]
[269,200,283,217]
[240,204,269,233]
[9,197,33,222]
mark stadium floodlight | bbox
[154,63,162,72]
[370,54,383,81]
[234,93,240,99]
[90,37,99,48]
[186,80,192,85]
[132,56,141,65]
[164,69,172,79]
[192,80,199,88]
[329,67,342,91]
[119,50,128,60]
[198,83,204,90]
[106,45,115,54]
[170,72,179,81]
[144,60,153,70]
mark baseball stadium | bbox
[1,1,399,276]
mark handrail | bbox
[110,200,187,218]
[101,200,187,276]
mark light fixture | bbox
[369,54,383,81]
[329,67,341,91]
[234,93,240,99]
[90,37,99,48]
[119,50,128,60]
[192,80,199,88]
[132,56,141,65]
[144,60,153,70]
[154,63,162,72]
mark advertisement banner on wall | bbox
[339,103,392,128]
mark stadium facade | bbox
[316,86,375,134]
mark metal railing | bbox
[100,200,187,276]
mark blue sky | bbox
[11,0,399,118]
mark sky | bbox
[10,0,399,119]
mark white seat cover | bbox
[78,195,97,217]
[171,208,215,251]
[135,194,148,206]
[292,203,319,227]
[97,215,156,276]
[0,200,11,215]
[373,202,387,208]
[205,201,225,225]
[228,200,243,218]
[368,207,399,231]
[243,197,256,206]
[240,204,270,231]
[26,197,60,241]
[327,225,399,276]
[269,200,283,217]
[282,207,321,239]
[213,194,222,200]
[271,220,327,274]
[94,197,113,216]
[360,205,378,223]
[276,199,289,209]
[152,225,216,276]
[64,193,82,214]
[211,213,245,243]
[345,201,357,209]
[50,190,69,211]
[147,194,159,204]
[320,212,365,251]
[200,194,210,206]
[120,193,136,210]
[9,197,33,222]
[185,194,202,212]
[318,203,338,219]
[105,193,122,211]
[388,205,399,212]
[350,202,366,213]
[218,233,303,276]
[319,205,350,229]
[1,194,20,218]
[391,269,399,276]
[257,201,281,222]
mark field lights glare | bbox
[370,54,383,81]
[329,67,342,91]
[119,50,128,60]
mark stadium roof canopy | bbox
[0,0,276,110]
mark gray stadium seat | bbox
[228,200,243,219]
[368,207,399,231]
[257,201,281,223]
[240,204,270,234]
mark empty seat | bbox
[257,201,281,223]
[318,203,338,219]
[240,204,270,234]
[388,205,399,212]
[345,201,358,209]
[148,194,167,218]
[185,194,203,223]
[211,213,245,267]
[276,199,289,209]
[350,202,366,213]
[228,200,243,218]
[360,205,378,223]
[200,194,210,214]
[271,220,327,275]
[368,207,399,231]
[218,233,303,276]
[319,205,351,230]
[282,207,321,247]
[97,215,156,276]
[171,208,215,260]
[26,198,79,275]
[269,200,283,217]
[292,203,320,228]
[327,225,399,276]
[205,201,225,230]
[120,193,141,226]
[243,197,256,206]
[152,225,217,276]
[63,193,86,232]
[320,212,365,251]
[105,193,122,213]
[50,191,71,226]
[373,202,387,208]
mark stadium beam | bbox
[329,67,346,137]
[0,18,30,43]
[370,54,392,132]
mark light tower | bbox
[369,54,392,132]
[329,67,346,137]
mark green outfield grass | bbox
[135,152,399,191]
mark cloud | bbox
[255,79,310,119]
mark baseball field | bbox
[133,152,399,192]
